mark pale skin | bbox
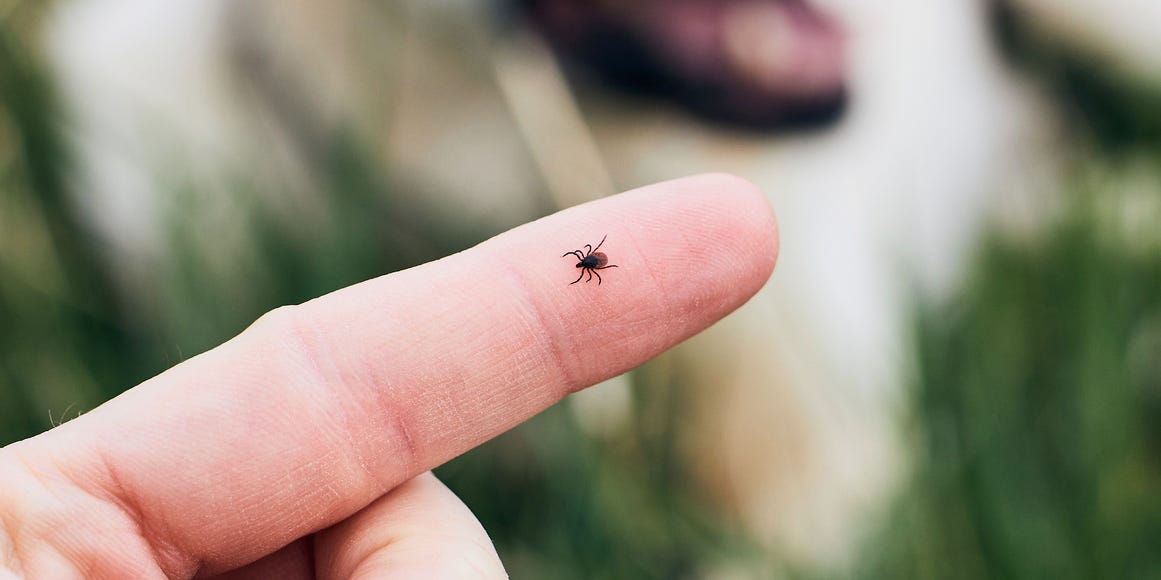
[0,174,779,579]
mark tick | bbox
[562,234,618,285]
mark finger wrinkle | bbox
[274,305,333,398]
[279,304,419,495]
[0,451,81,573]
[90,442,191,578]
[371,394,421,488]
[499,258,577,397]
[0,447,168,579]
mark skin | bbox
[0,173,778,579]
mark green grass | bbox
[859,182,1161,579]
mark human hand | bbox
[0,174,778,579]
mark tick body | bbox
[562,234,618,285]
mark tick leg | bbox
[594,269,603,285]
[592,234,608,253]
[586,269,593,283]
[563,250,584,260]
[571,269,586,285]
[584,244,593,256]
[595,265,618,270]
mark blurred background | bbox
[3,0,1161,577]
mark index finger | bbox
[3,173,778,576]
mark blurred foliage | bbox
[859,185,1161,579]
[991,0,1161,154]
[1,1,140,438]
[851,6,1161,577]
[441,381,774,579]
[4,1,1161,578]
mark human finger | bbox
[1,173,777,577]
[314,472,505,580]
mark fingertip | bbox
[696,172,780,286]
[653,172,780,300]
[500,172,781,388]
